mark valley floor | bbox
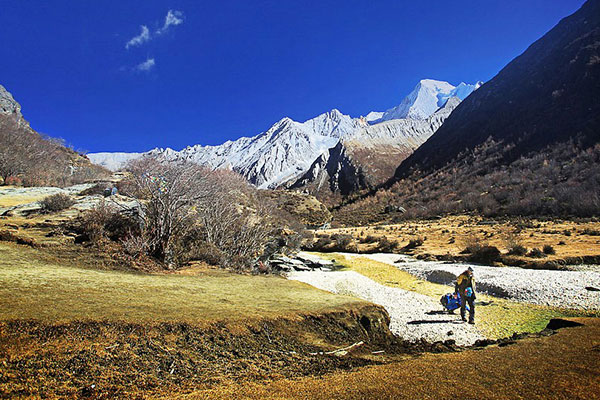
[319,215,600,269]
[1,185,599,398]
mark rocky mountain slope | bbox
[0,84,108,186]
[394,0,600,179]
[287,97,462,199]
[89,80,479,193]
[334,0,600,224]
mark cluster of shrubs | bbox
[334,139,600,225]
[307,232,401,253]
[69,158,304,271]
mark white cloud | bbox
[156,10,184,35]
[125,25,150,49]
[135,57,155,72]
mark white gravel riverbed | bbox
[287,252,600,345]
[347,253,600,311]
[288,268,484,346]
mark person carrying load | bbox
[456,267,476,324]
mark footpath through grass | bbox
[310,252,591,339]
[0,242,362,324]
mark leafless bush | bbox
[403,236,424,250]
[504,232,527,255]
[40,193,75,213]
[543,244,556,255]
[527,248,546,258]
[376,236,399,252]
[77,201,140,244]
[121,157,297,270]
[121,232,150,258]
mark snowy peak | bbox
[88,77,480,192]
[380,79,480,122]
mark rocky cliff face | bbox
[0,84,27,127]
[287,97,462,198]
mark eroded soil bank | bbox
[187,318,600,400]
[1,304,436,399]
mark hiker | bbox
[456,267,476,324]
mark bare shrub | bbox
[503,232,527,255]
[77,201,140,244]
[40,193,75,213]
[360,235,378,244]
[121,157,298,270]
[543,244,556,255]
[377,236,399,252]
[527,248,546,258]
[403,236,424,250]
[468,246,501,263]
[121,232,150,258]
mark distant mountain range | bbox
[89,79,480,194]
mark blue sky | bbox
[0,0,586,153]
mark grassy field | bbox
[0,242,362,324]
[310,252,594,339]
[0,186,48,207]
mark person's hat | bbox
[467,267,474,272]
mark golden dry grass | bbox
[0,186,51,207]
[324,215,600,263]
[187,318,600,400]
[310,252,594,339]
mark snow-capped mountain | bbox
[286,96,462,198]
[89,79,480,191]
[371,79,482,122]
[152,109,359,188]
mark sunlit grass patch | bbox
[310,252,593,340]
[0,243,362,324]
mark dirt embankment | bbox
[0,304,413,399]
[191,318,600,400]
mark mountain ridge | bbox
[88,79,480,191]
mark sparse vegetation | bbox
[528,248,546,258]
[403,236,424,250]
[76,157,304,270]
[335,140,600,226]
[0,115,109,187]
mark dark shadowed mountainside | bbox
[395,0,600,179]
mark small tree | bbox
[125,157,216,266]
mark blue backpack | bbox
[440,293,461,311]
[441,292,471,312]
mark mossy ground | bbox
[310,252,595,339]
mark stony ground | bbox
[288,251,598,345]
[361,253,600,311]
[288,268,484,345]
